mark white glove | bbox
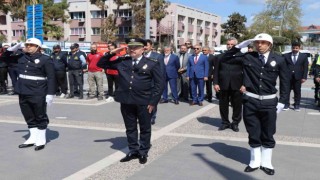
[46,95,54,106]
[276,103,285,113]
[235,39,254,49]
[7,42,22,52]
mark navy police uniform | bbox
[67,51,84,98]
[97,47,164,158]
[222,46,290,148]
[51,51,68,95]
[2,51,55,129]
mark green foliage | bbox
[0,33,7,42]
[101,14,118,42]
[221,12,247,39]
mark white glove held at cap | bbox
[46,95,54,106]
[235,39,254,49]
[276,103,285,114]
[7,42,22,52]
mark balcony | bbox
[197,26,203,34]
[188,24,194,32]
[205,27,210,35]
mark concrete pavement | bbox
[0,77,319,180]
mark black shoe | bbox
[199,102,203,106]
[231,123,239,132]
[139,155,148,164]
[294,105,300,111]
[120,153,139,162]
[207,99,212,103]
[159,99,168,103]
[260,166,275,175]
[174,100,179,105]
[78,96,83,99]
[97,96,103,101]
[18,144,34,148]
[87,96,95,100]
[151,119,155,125]
[35,145,45,151]
[244,166,259,172]
[218,124,229,131]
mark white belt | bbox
[19,74,47,80]
[245,92,276,100]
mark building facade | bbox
[0,0,221,49]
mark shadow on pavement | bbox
[197,116,221,128]
[192,142,249,165]
[94,137,127,152]
[193,153,256,180]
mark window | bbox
[70,28,86,35]
[188,18,194,25]
[212,23,217,28]
[12,30,25,37]
[178,15,185,22]
[197,20,202,26]
[118,26,132,35]
[11,16,23,22]
[0,30,7,35]
[0,15,7,25]
[178,31,183,38]
[70,12,86,19]
[92,28,101,35]
[91,11,107,18]
[115,9,132,18]
[196,33,201,40]
[188,32,193,39]
[205,21,210,28]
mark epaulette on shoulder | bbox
[146,57,158,62]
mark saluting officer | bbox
[97,38,164,164]
[66,44,86,99]
[221,33,290,175]
[1,38,55,151]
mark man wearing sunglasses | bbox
[186,45,208,106]
[185,40,194,54]
[97,38,164,164]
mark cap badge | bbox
[35,59,40,64]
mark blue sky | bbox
[169,0,320,27]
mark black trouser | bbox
[243,97,277,148]
[287,75,302,105]
[314,78,319,101]
[19,95,49,130]
[68,69,83,97]
[55,71,68,94]
[177,75,189,100]
[0,67,8,93]
[219,88,242,125]
[120,103,152,156]
[8,66,18,88]
[205,78,213,100]
[106,74,119,96]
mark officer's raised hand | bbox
[110,47,126,54]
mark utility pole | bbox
[145,0,150,39]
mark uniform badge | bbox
[34,59,40,64]
[270,61,276,67]
[142,64,148,69]
[74,56,79,60]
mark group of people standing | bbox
[0,32,313,175]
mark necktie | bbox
[259,54,265,66]
[165,56,169,65]
[133,59,137,68]
[194,55,198,64]
[293,54,297,64]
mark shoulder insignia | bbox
[146,57,158,62]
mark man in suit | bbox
[176,44,191,101]
[144,39,165,125]
[187,44,208,106]
[160,46,180,104]
[185,40,194,54]
[97,38,164,164]
[283,42,309,111]
[214,37,243,132]
[222,33,290,175]
[202,46,215,102]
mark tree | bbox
[221,12,247,39]
[101,14,118,42]
[0,33,7,42]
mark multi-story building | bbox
[0,0,221,49]
[299,24,320,43]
